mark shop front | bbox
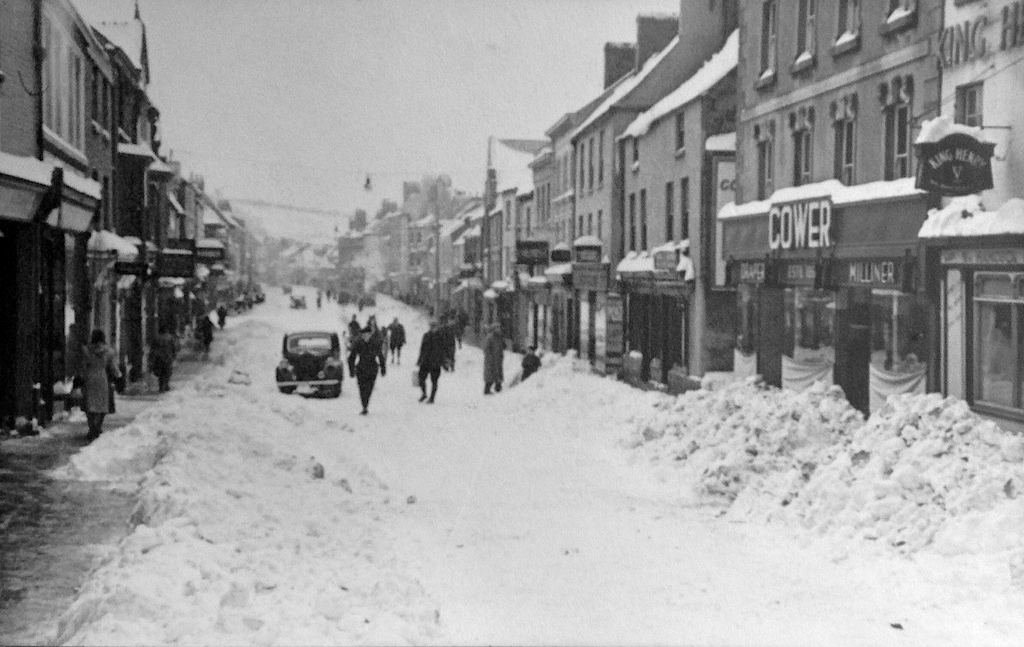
[572,237,609,371]
[919,198,1024,432]
[617,243,694,390]
[720,180,929,414]
[545,243,575,354]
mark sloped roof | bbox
[621,30,738,140]
[571,35,681,140]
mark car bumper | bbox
[276,379,341,387]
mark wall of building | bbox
[735,0,942,204]
[0,0,40,157]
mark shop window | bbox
[973,272,1024,411]
[784,287,835,364]
[956,83,983,127]
[737,284,760,355]
[870,290,926,373]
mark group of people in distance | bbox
[345,314,405,415]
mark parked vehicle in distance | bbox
[276,331,343,397]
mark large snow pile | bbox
[780,393,1024,556]
[629,380,1024,572]
[626,379,862,507]
[45,321,445,646]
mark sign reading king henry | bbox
[916,133,996,196]
[768,197,834,251]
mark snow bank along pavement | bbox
[45,319,443,646]
[628,378,1024,584]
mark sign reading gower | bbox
[768,197,834,251]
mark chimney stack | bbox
[635,13,679,70]
[604,42,637,89]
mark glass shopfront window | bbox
[736,284,759,355]
[870,289,926,373]
[974,272,1024,410]
[783,287,835,363]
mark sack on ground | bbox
[412,368,420,388]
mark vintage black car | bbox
[276,331,343,397]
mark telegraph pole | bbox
[433,212,441,318]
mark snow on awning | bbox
[616,251,654,275]
[197,238,226,250]
[573,235,603,247]
[919,196,1024,238]
[491,279,513,292]
[116,275,136,290]
[527,275,550,287]
[158,277,186,287]
[676,254,695,281]
[168,192,185,215]
[88,230,139,260]
[483,288,499,300]
[544,262,572,277]
[915,115,991,145]
[121,235,158,252]
[118,142,156,158]
[705,132,736,152]
[0,151,102,199]
[194,263,211,280]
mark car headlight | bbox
[317,370,326,379]
[278,360,293,372]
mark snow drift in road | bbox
[628,377,1024,584]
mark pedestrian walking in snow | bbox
[483,324,505,394]
[347,314,361,343]
[348,326,387,415]
[416,319,447,403]
[456,309,469,348]
[149,325,178,393]
[316,291,323,309]
[388,318,406,364]
[198,313,215,360]
[441,318,457,371]
[521,345,541,382]
[79,330,122,441]
[216,303,228,330]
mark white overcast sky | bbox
[138,0,680,216]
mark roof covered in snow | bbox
[621,30,738,141]
[571,35,681,140]
[0,151,102,199]
[719,178,924,219]
[919,196,1024,238]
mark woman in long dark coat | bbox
[483,325,505,394]
[81,330,122,441]
[348,326,387,415]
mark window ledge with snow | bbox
[755,68,777,90]
[674,147,686,160]
[831,31,861,58]
[631,161,640,173]
[791,51,816,75]
[880,6,916,35]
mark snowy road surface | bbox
[43,287,1024,646]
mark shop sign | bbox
[846,260,898,287]
[768,198,833,251]
[574,264,608,291]
[114,260,150,276]
[713,159,736,286]
[941,248,1024,266]
[785,263,817,284]
[196,246,226,263]
[653,249,678,271]
[574,245,602,264]
[160,250,195,278]
[516,240,550,266]
[550,247,572,263]
[939,2,1024,68]
[916,133,996,196]
[739,261,765,283]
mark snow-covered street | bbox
[36,287,1024,646]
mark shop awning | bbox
[616,251,654,276]
[88,230,139,261]
[491,279,513,292]
[919,195,1024,238]
[197,238,226,250]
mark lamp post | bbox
[434,214,441,318]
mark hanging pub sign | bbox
[768,197,834,251]
[653,248,679,272]
[196,245,226,263]
[915,133,996,196]
[550,246,572,263]
[516,240,550,266]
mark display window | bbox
[870,289,927,374]
[736,284,759,355]
[973,272,1024,411]
[783,287,835,364]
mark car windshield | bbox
[287,335,332,353]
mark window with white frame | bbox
[837,0,860,40]
[795,0,817,64]
[881,76,913,181]
[956,83,983,128]
[755,121,775,200]
[41,14,87,153]
[790,105,814,186]
[832,94,857,185]
[759,0,778,80]
[973,272,1024,412]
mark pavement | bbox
[0,354,210,645]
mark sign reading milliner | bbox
[768,197,833,251]
[916,133,996,196]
